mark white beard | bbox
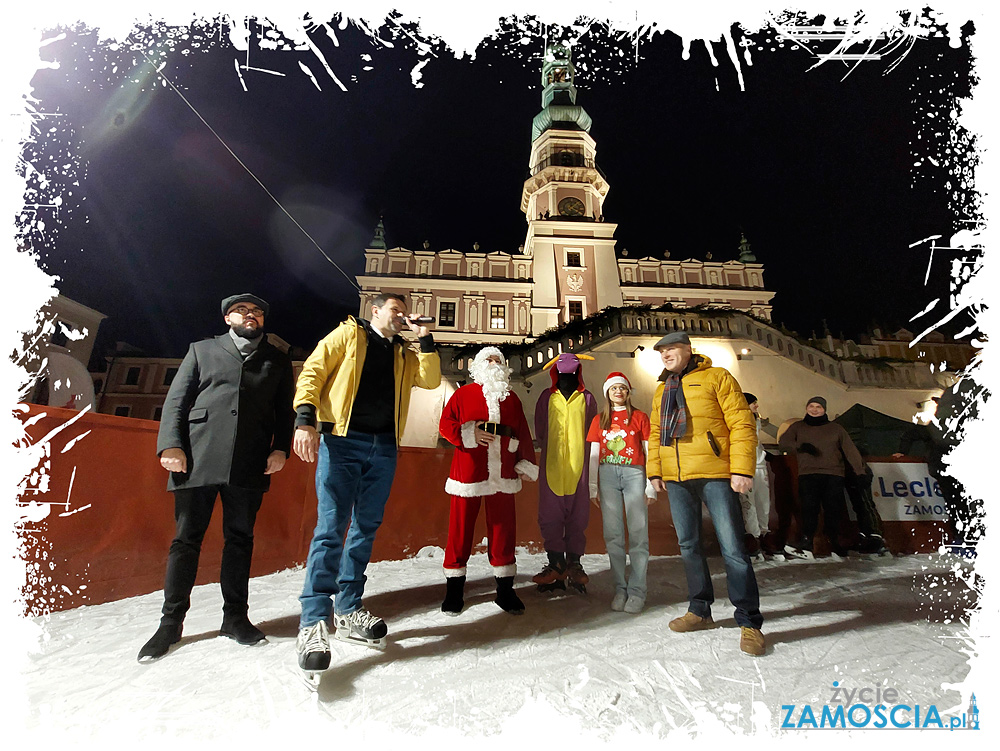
[476,363,510,420]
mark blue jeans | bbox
[667,478,763,628]
[299,431,397,627]
[598,464,649,599]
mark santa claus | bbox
[438,347,538,615]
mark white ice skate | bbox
[296,620,332,689]
[334,608,388,649]
[783,544,814,560]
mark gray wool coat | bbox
[156,333,295,491]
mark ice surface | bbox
[21,550,976,743]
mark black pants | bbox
[845,466,883,538]
[797,474,847,550]
[161,485,264,625]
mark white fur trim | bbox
[492,563,516,577]
[507,437,519,453]
[461,421,478,449]
[444,567,467,577]
[487,428,502,492]
[515,459,538,482]
[445,475,524,498]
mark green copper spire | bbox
[738,231,757,262]
[369,218,387,250]
[531,44,592,142]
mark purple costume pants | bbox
[537,477,590,555]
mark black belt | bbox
[478,421,516,438]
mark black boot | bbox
[219,614,266,645]
[441,575,466,615]
[137,622,183,662]
[495,576,525,614]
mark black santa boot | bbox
[441,575,466,615]
[495,576,525,614]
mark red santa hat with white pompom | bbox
[603,372,631,398]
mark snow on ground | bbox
[20,549,978,745]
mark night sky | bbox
[25,14,977,364]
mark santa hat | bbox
[603,372,631,398]
[471,346,506,369]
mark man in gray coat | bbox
[138,294,294,662]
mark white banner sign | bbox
[867,462,948,521]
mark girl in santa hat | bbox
[586,373,657,613]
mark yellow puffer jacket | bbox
[294,316,441,443]
[647,355,756,481]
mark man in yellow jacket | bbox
[292,292,441,678]
[647,332,765,656]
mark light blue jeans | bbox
[598,464,649,599]
[299,431,397,628]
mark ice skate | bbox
[296,620,331,689]
[859,534,892,559]
[565,555,589,594]
[334,608,388,649]
[532,552,567,594]
[783,543,814,560]
[759,531,783,560]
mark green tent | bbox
[833,403,930,458]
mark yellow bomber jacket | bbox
[293,316,441,443]
[647,355,757,482]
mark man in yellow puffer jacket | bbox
[647,332,765,656]
[292,293,441,675]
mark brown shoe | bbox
[740,627,766,656]
[668,611,715,632]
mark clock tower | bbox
[522,44,622,336]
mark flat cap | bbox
[652,331,691,350]
[221,293,269,317]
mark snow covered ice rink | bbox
[21,549,980,743]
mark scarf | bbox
[804,414,830,426]
[659,356,700,444]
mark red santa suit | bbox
[439,382,538,577]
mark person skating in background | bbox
[838,430,890,557]
[647,332,766,657]
[438,347,538,615]
[138,294,294,662]
[738,393,782,560]
[587,372,657,613]
[778,396,864,559]
[533,353,598,594]
[292,292,440,682]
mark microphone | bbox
[409,316,435,324]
